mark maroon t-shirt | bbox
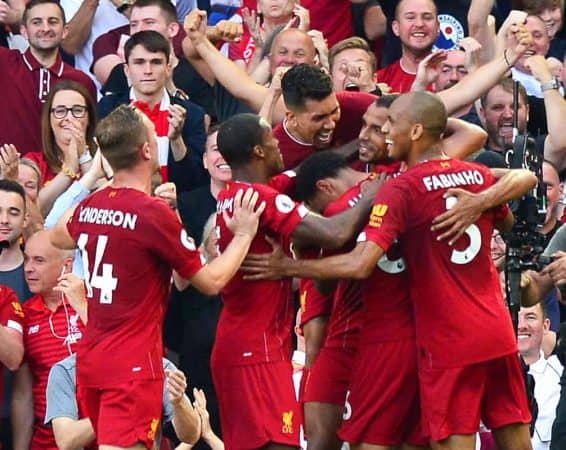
[274,91,376,170]
[364,159,515,368]
[66,187,204,387]
[214,177,308,367]
[0,48,96,154]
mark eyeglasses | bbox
[51,105,88,119]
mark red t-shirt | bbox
[214,177,308,367]
[377,60,418,94]
[66,187,205,387]
[23,295,85,450]
[0,286,23,406]
[0,48,96,154]
[274,91,377,170]
[363,159,516,368]
[301,0,353,48]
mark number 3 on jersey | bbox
[77,233,118,304]
[445,196,481,264]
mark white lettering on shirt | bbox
[78,207,138,230]
[422,170,484,191]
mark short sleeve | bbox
[0,286,24,333]
[259,187,308,240]
[45,363,79,424]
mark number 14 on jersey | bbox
[77,233,118,304]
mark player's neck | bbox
[210,179,226,199]
[410,143,445,167]
[231,166,270,185]
[0,245,24,271]
[111,169,153,194]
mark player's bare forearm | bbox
[52,417,96,450]
[476,168,537,210]
[442,119,487,160]
[172,397,201,444]
[191,233,254,295]
[50,208,79,250]
[0,327,22,370]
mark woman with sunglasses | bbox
[26,80,96,217]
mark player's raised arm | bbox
[50,206,79,250]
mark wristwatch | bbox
[541,78,561,92]
[116,0,133,13]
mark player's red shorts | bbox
[212,360,301,450]
[303,346,356,405]
[78,379,163,448]
[338,339,427,447]
[419,352,532,442]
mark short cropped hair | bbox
[23,0,66,25]
[217,114,271,167]
[329,37,377,73]
[131,0,177,23]
[95,105,148,171]
[295,152,349,203]
[281,64,334,112]
[0,180,26,206]
[125,30,171,63]
[480,78,528,110]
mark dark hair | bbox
[95,105,148,171]
[375,94,400,109]
[0,180,26,206]
[125,30,171,63]
[23,0,66,25]
[217,114,271,167]
[329,37,377,73]
[281,64,334,111]
[295,151,349,203]
[41,80,97,174]
[131,0,178,23]
[481,78,528,110]
[514,0,560,15]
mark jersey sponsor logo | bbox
[275,195,295,214]
[11,301,24,318]
[217,197,234,214]
[282,411,294,434]
[422,170,484,192]
[181,229,197,251]
[28,324,39,335]
[78,207,138,230]
[369,204,388,228]
[147,417,160,441]
[434,14,464,51]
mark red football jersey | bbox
[301,0,353,47]
[274,91,377,170]
[214,180,308,367]
[321,183,365,350]
[363,159,515,368]
[23,295,85,450]
[0,286,23,405]
[66,187,205,387]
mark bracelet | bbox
[503,49,513,68]
[79,151,93,165]
[61,164,79,180]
